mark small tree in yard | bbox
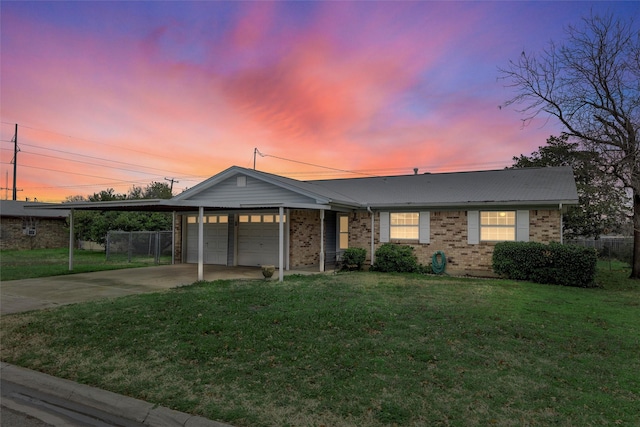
[65,182,173,245]
[513,134,631,240]
[500,12,640,279]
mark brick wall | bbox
[530,209,561,242]
[170,208,561,274]
[289,209,321,267]
[346,209,561,276]
[174,214,183,263]
[0,216,68,250]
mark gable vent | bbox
[237,176,247,187]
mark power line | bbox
[1,121,177,162]
[257,150,513,179]
[3,139,199,179]
[257,151,385,178]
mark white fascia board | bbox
[26,199,168,210]
[364,200,579,210]
[167,200,333,210]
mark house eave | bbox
[364,199,579,210]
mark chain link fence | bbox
[106,231,173,264]
[568,237,633,264]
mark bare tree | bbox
[500,12,640,279]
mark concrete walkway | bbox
[1,264,317,315]
[0,264,319,426]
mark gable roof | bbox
[307,166,579,208]
[173,166,362,207]
[28,165,579,212]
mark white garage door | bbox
[186,215,229,265]
[237,213,283,267]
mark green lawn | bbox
[0,248,170,281]
[1,267,638,427]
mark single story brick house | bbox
[0,200,69,250]
[43,165,578,280]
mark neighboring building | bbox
[0,201,69,250]
[49,165,578,277]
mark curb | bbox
[0,362,233,427]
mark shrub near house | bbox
[492,241,598,287]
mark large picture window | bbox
[390,212,419,240]
[480,211,515,241]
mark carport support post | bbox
[68,209,74,271]
[279,206,284,282]
[319,209,325,272]
[198,206,204,281]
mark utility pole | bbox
[12,124,18,201]
[164,177,178,193]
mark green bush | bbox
[493,241,598,287]
[341,248,367,270]
[372,243,420,273]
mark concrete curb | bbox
[0,362,233,427]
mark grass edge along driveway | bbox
[1,271,638,427]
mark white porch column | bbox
[370,209,375,266]
[286,209,290,270]
[198,206,204,281]
[171,211,176,265]
[319,209,325,272]
[279,206,284,282]
[68,209,74,271]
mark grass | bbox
[0,248,170,281]
[1,267,638,427]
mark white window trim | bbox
[468,210,529,243]
[338,214,349,250]
[380,212,430,243]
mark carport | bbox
[33,200,293,282]
[28,166,360,282]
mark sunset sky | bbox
[1,1,638,202]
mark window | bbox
[238,214,286,223]
[390,213,419,240]
[338,215,349,249]
[480,211,515,241]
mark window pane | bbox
[480,227,515,241]
[219,215,228,223]
[251,215,262,223]
[339,234,349,250]
[339,215,349,232]
[263,215,274,223]
[391,212,419,225]
[187,216,197,224]
[481,211,514,226]
[239,215,249,223]
[206,215,217,223]
[390,227,419,239]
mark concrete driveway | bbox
[1,264,312,315]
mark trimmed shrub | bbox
[341,247,367,270]
[493,241,598,287]
[372,243,420,273]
